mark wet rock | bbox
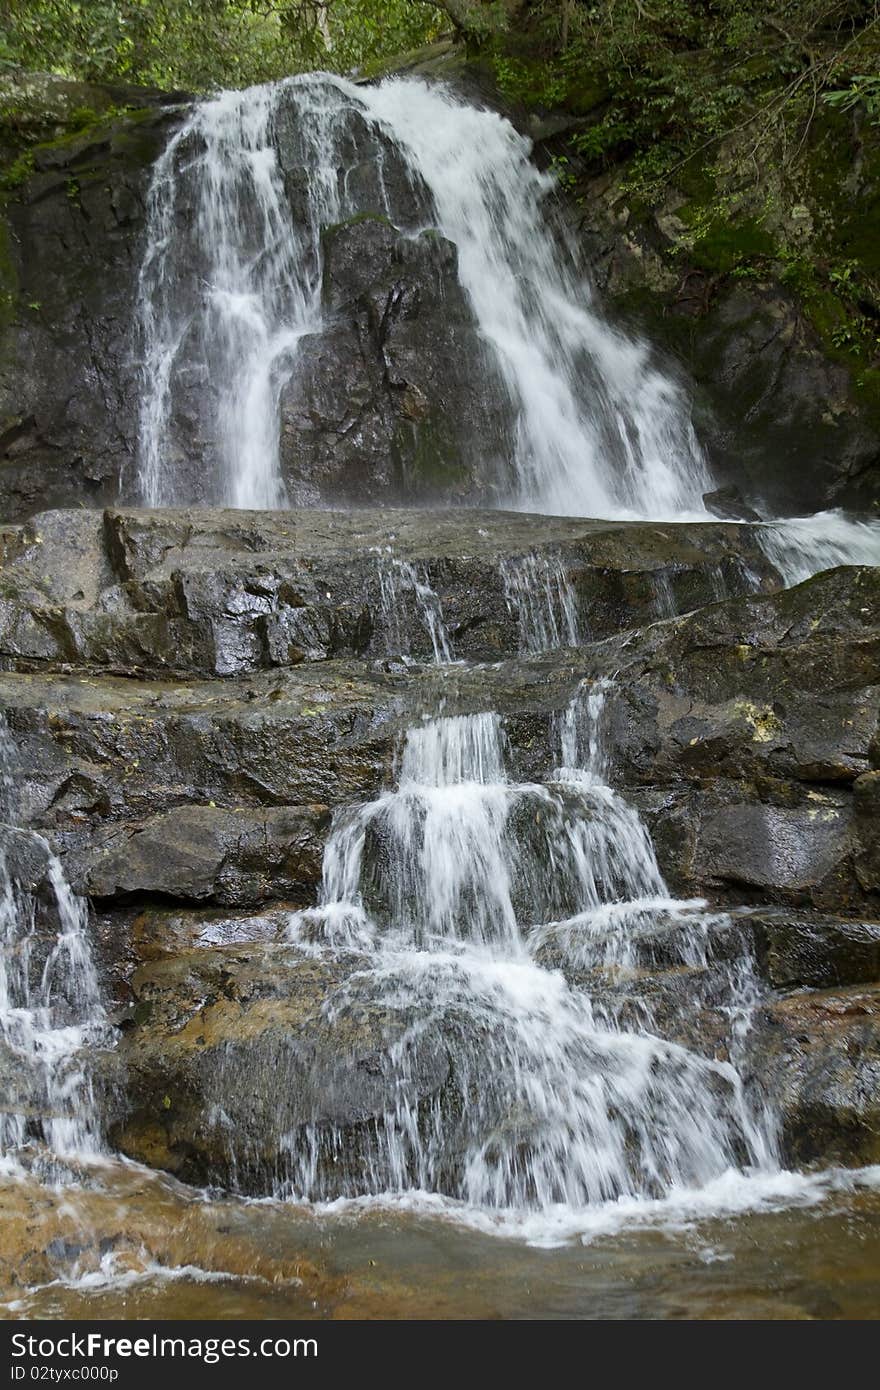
[81,805,329,906]
[0,505,781,676]
[753,985,880,1167]
[279,214,512,506]
[0,822,54,894]
[745,908,880,991]
[0,1161,336,1309]
[853,771,880,894]
[0,663,400,847]
[599,566,880,911]
[702,485,762,523]
[690,796,855,902]
[0,106,184,520]
[0,559,875,917]
[112,942,451,1191]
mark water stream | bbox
[0,723,111,1172]
[281,688,778,1230]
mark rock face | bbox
[112,940,451,1190]
[0,509,874,917]
[755,984,880,1167]
[597,566,880,914]
[0,504,779,678]
[0,105,182,519]
[0,503,875,1185]
[279,216,512,504]
[577,161,880,514]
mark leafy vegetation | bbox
[0,1,447,91]
[453,3,879,195]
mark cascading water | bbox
[0,722,111,1169]
[281,687,778,1227]
[136,72,880,574]
[115,64,878,1262]
[501,553,581,653]
[137,79,433,508]
[376,552,454,664]
[136,73,710,520]
[756,511,880,586]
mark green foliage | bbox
[824,74,880,124]
[0,0,446,91]
[0,148,34,191]
[483,1,880,200]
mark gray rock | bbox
[112,942,452,1191]
[752,985,880,1167]
[279,215,513,505]
[746,908,880,990]
[0,107,184,520]
[82,804,329,905]
[702,484,762,522]
[0,505,782,676]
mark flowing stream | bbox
[0,723,111,1172]
[280,688,778,1231]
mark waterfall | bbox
[135,73,880,575]
[376,552,454,663]
[0,723,111,1167]
[501,553,581,653]
[136,73,710,519]
[118,65,877,1250]
[136,79,422,508]
[352,79,712,521]
[279,691,777,1223]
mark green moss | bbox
[0,149,34,193]
[0,101,147,193]
[684,213,777,275]
[852,368,880,426]
[324,211,394,237]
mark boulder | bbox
[279,215,512,505]
[81,804,329,905]
[753,985,880,1167]
[113,942,451,1192]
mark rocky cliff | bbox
[0,505,877,1180]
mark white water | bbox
[351,78,713,520]
[136,73,709,519]
[757,510,880,585]
[137,79,399,507]
[110,66,880,1257]
[0,724,110,1165]
[135,73,880,579]
[501,553,581,652]
[376,552,454,663]
[279,690,778,1226]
